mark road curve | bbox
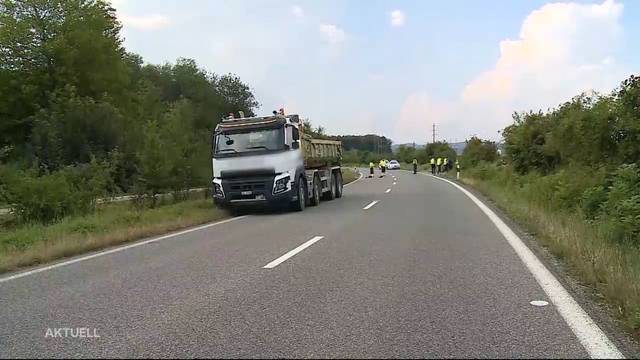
[0,169,621,358]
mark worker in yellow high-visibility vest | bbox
[444,158,449,173]
[369,161,375,178]
[379,159,386,178]
[430,158,436,175]
[412,158,418,174]
[437,157,443,174]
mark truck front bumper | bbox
[213,176,296,207]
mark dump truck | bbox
[211,112,343,211]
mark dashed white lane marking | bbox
[363,200,380,210]
[385,189,391,193]
[422,173,623,359]
[263,236,324,269]
[0,216,249,284]
[531,300,550,307]
[393,182,397,185]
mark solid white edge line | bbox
[363,200,379,210]
[0,215,249,285]
[421,173,623,359]
[263,236,324,269]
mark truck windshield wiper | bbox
[245,145,270,150]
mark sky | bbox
[111,0,640,144]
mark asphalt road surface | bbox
[0,170,624,358]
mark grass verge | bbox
[459,174,640,335]
[341,167,360,184]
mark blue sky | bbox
[112,0,639,144]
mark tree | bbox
[503,111,557,174]
[212,73,260,119]
[396,145,418,163]
[136,119,173,203]
[30,86,126,170]
[461,137,498,167]
[0,0,130,152]
[425,141,456,161]
[614,75,640,163]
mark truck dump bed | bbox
[302,136,342,168]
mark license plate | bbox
[241,191,252,196]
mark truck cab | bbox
[212,112,343,211]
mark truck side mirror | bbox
[292,141,300,150]
[292,127,300,141]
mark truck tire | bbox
[291,177,306,212]
[324,174,336,201]
[334,172,343,198]
[310,176,321,206]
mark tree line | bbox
[0,0,258,222]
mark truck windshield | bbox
[215,127,284,156]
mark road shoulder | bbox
[440,173,640,357]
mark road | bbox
[0,170,623,358]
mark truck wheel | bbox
[310,176,321,206]
[291,177,306,212]
[324,174,336,201]
[334,172,343,198]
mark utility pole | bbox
[432,123,437,144]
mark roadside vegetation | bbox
[457,75,640,334]
[341,167,360,184]
[0,0,258,225]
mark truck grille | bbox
[230,182,266,191]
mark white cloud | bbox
[390,10,405,27]
[463,0,623,107]
[119,14,171,30]
[291,5,304,18]
[319,23,346,44]
[394,0,628,142]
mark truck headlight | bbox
[273,175,291,195]
[213,179,224,198]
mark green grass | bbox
[460,173,640,335]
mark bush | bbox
[581,185,608,220]
[599,164,640,243]
[3,170,78,223]
[1,160,111,223]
